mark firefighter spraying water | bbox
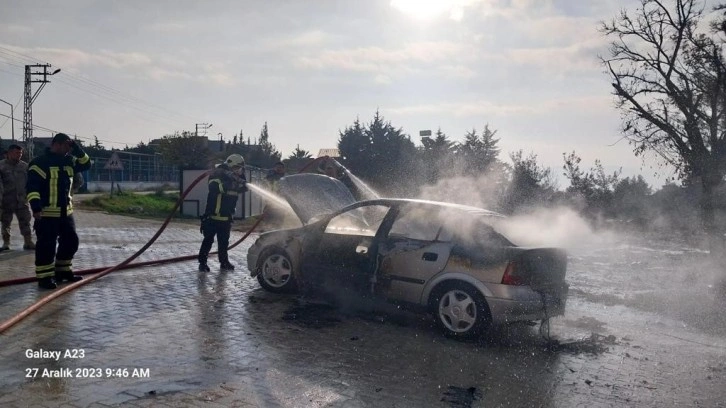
[197,154,248,272]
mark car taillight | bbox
[501,261,524,285]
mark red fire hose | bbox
[0,156,332,334]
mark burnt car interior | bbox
[301,204,392,293]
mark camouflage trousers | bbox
[1,204,33,239]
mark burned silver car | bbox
[247,174,568,339]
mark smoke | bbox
[415,174,614,249]
[494,206,616,248]
[417,175,506,210]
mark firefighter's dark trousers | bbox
[198,219,232,265]
[34,215,79,279]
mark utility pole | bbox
[195,122,212,137]
[24,64,61,159]
[0,98,13,141]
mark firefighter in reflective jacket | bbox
[26,133,92,290]
[198,154,248,272]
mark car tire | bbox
[430,281,492,339]
[256,248,297,293]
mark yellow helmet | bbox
[224,154,245,168]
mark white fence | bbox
[85,181,172,192]
[180,167,266,219]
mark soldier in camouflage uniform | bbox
[0,144,34,251]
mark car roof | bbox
[341,198,506,218]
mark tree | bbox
[288,145,312,160]
[158,131,211,169]
[562,151,621,220]
[601,0,726,253]
[612,175,653,224]
[503,150,556,213]
[285,145,314,172]
[338,111,418,195]
[124,141,156,155]
[456,125,501,176]
[93,135,102,149]
[420,128,456,183]
[246,122,281,168]
[338,118,369,176]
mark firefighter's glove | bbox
[230,173,247,192]
[199,215,210,235]
[70,140,84,157]
[33,218,40,232]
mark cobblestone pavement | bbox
[0,211,725,407]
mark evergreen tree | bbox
[158,131,212,169]
[246,122,281,168]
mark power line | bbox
[0,46,207,148]
[0,112,130,146]
[50,75,186,129]
[0,45,197,123]
[0,46,42,64]
[0,94,21,130]
[1,53,188,127]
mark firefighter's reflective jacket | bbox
[204,164,247,221]
[26,149,91,217]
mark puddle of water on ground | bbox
[281,301,342,329]
[441,386,482,408]
[544,332,618,355]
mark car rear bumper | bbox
[485,283,568,325]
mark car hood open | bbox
[277,173,357,224]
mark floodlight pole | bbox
[24,64,61,159]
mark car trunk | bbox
[508,247,568,299]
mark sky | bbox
[0,0,709,188]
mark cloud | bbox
[146,21,187,32]
[146,66,193,81]
[390,0,493,21]
[3,46,152,70]
[297,5,609,81]
[0,24,33,35]
[504,41,605,74]
[389,100,541,117]
[276,30,332,48]
[374,74,393,85]
[389,95,612,117]
[0,44,240,86]
[297,40,477,80]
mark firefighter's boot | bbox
[220,262,235,271]
[1,236,9,251]
[56,259,83,283]
[38,277,58,290]
[23,234,36,250]
[56,271,83,283]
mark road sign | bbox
[419,130,432,137]
[104,152,124,170]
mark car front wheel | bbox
[432,282,491,339]
[256,249,297,293]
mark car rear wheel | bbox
[431,282,491,339]
[256,249,297,293]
